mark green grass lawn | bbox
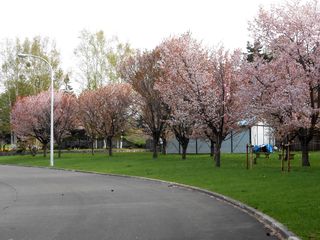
[0,151,319,240]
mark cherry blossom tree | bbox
[248,0,320,166]
[239,51,305,158]
[200,47,243,167]
[120,50,169,159]
[11,91,78,157]
[54,92,78,157]
[156,33,243,166]
[155,34,198,159]
[11,92,51,156]
[95,83,133,156]
[78,89,100,155]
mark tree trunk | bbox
[284,147,288,161]
[152,132,160,159]
[214,137,222,167]
[210,140,215,157]
[214,143,221,167]
[152,139,158,159]
[284,135,289,161]
[43,144,47,157]
[182,144,188,160]
[107,137,113,157]
[300,138,310,167]
[298,129,311,167]
[91,139,94,155]
[94,139,98,149]
[58,143,61,158]
[162,137,167,155]
[179,138,189,160]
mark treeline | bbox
[3,0,320,167]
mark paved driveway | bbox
[0,165,278,240]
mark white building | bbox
[250,122,274,146]
[166,123,274,154]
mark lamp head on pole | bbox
[18,53,29,58]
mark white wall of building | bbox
[251,122,274,146]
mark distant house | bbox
[166,123,275,154]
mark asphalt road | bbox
[0,165,278,240]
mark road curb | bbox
[1,164,301,240]
[91,172,300,240]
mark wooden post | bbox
[246,144,249,170]
[231,131,234,153]
[287,142,291,172]
[195,138,198,155]
[281,143,284,172]
[250,145,253,169]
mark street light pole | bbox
[18,53,55,167]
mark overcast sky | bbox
[0,0,284,71]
